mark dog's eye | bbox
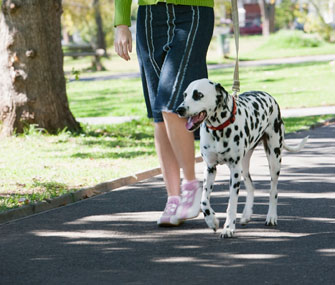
[192,90,204,101]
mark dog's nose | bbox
[176,106,186,117]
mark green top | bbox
[114,0,214,27]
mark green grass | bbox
[210,30,335,63]
[0,115,334,212]
[67,61,335,119]
[67,78,145,117]
[210,62,335,109]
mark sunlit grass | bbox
[67,61,335,119]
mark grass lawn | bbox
[67,61,335,119]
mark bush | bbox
[263,30,323,48]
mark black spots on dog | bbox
[234,173,239,178]
[238,109,242,116]
[224,142,228,148]
[274,147,281,158]
[274,118,281,133]
[234,135,240,146]
[244,121,250,137]
[252,102,259,111]
[276,171,280,176]
[235,125,239,131]
[262,133,271,155]
[255,118,260,129]
[209,81,214,85]
[244,109,249,118]
[225,127,232,138]
[233,220,236,225]
[202,201,207,206]
[239,131,243,138]
[236,188,240,195]
[236,156,240,164]
[203,209,210,217]
[216,95,223,105]
[220,148,230,155]
[210,114,218,123]
[203,145,208,150]
[221,111,227,118]
[192,90,204,101]
[207,166,216,174]
[213,130,220,142]
[262,114,265,121]
[269,105,274,115]
[244,138,248,148]
[250,117,254,130]
[229,158,235,164]
[275,193,278,199]
[183,92,187,99]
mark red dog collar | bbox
[207,97,237,131]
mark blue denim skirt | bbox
[136,3,214,122]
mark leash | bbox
[231,0,240,98]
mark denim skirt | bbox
[136,3,214,122]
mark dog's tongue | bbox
[186,112,205,130]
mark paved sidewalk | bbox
[0,123,334,284]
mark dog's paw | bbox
[205,215,219,232]
[219,228,235,239]
[265,215,278,226]
[240,217,251,226]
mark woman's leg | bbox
[162,112,195,182]
[154,121,181,197]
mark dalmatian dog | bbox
[176,78,308,238]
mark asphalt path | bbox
[0,123,334,284]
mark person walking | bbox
[114,0,214,226]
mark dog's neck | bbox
[206,95,236,131]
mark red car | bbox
[239,20,262,35]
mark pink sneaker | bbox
[176,180,202,220]
[157,196,182,227]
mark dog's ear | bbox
[215,83,228,104]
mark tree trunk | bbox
[259,0,276,36]
[0,0,81,136]
[92,0,106,71]
[93,0,106,52]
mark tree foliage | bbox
[62,0,115,47]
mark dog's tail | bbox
[283,136,309,152]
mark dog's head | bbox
[176,78,229,131]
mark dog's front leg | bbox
[201,165,219,231]
[220,165,242,238]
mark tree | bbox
[0,0,81,136]
[259,0,276,36]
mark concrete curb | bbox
[0,156,204,225]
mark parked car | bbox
[240,19,262,35]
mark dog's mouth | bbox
[185,111,207,131]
